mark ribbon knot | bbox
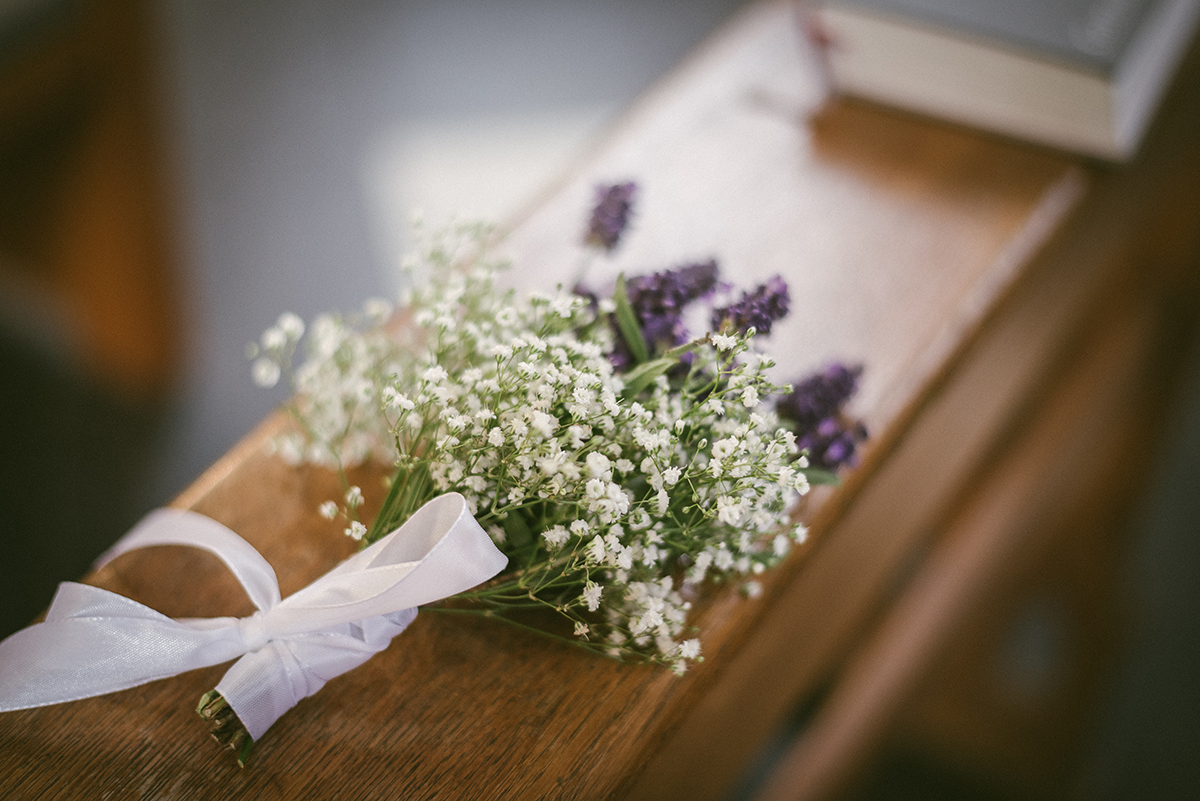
[237,612,270,653]
[0,493,507,741]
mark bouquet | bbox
[204,182,866,757]
[0,182,864,766]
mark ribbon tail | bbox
[217,609,417,740]
[0,583,248,712]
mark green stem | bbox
[197,690,254,767]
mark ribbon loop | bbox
[0,493,507,741]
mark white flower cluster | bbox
[253,224,811,673]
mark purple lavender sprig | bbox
[585,182,638,252]
[606,260,719,370]
[776,363,862,431]
[627,260,718,346]
[777,362,867,470]
[712,275,790,336]
[797,418,869,471]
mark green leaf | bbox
[801,467,840,487]
[502,511,535,549]
[613,273,649,365]
[621,356,679,399]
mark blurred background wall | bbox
[150,0,750,516]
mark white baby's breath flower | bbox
[529,410,556,438]
[687,550,714,584]
[542,525,569,549]
[551,295,577,317]
[711,333,737,351]
[362,298,393,322]
[582,582,602,612]
[260,327,287,351]
[346,521,367,540]
[586,452,612,479]
[252,357,281,388]
[716,495,743,526]
[318,501,338,520]
[587,534,606,564]
[383,387,415,410]
[537,452,565,477]
[567,424,589,448]
[711,438,738,461]
[422,365,448,383]
[276,312,305,340]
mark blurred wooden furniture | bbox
[2,2,1199,799]
[0,0,177,399]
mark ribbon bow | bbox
[0,493,507,740]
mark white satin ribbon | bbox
[0,492,507,740]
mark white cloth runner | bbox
[0,492,507,740]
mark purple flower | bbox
[712,275,790,336]
[585,182,638,251]
[628,261,718,333]
[798,418,869,470]
[778,362,867,470]
[603,260,719,370]
[776,363,862,431]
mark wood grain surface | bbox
[11,0,1198,798]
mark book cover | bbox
[814,0,1200,159]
